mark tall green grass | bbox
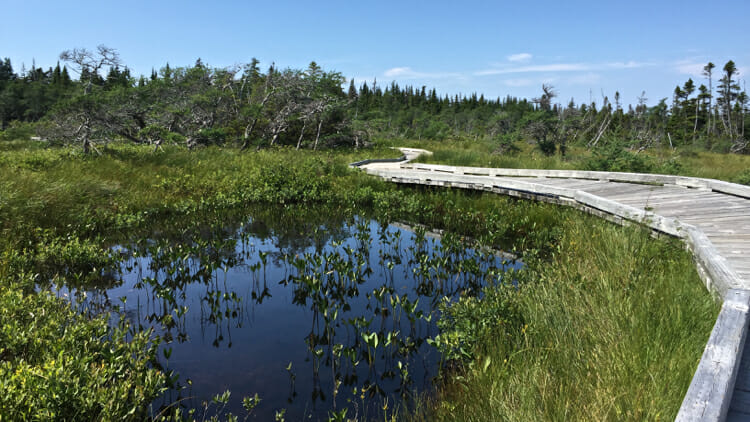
[419,216,718,421]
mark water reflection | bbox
[59,210,520,419]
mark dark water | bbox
[60,212,520,420]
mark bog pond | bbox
[56,209,521,419]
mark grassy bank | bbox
[0,141,720,420]
[422,216,717,421]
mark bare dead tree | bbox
[58,45,122,153]
[268,103,295,146]
[533,84,557,111]
[60,45,121,95]
[588,115,612,148]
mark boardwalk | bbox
[353,148,750,422]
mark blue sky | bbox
[2,0,748,107]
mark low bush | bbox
[0,269,165,420]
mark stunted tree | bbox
[60,45,121,95]
[58,45,123,153]
[534,83,556,112]
[528,84,561,155]
[239,63,279,151]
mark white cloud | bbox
[605,61,651,69]
[476,63,589,76]
[384,67,413,78]
[476,60,653,77]
[675,61,705,76]
[383,66,460,80]
[507,53,532,63]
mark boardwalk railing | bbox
[353,157,750,421]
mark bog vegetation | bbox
[0,45,740,421]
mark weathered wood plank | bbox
[531,178,606,189]
[583,184,660,197]
[633,195,743,207]
[662,209,750,219]
[677,289,750,422]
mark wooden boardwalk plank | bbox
[583,184,660,197]
[528,178,607,189]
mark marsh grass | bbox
[415,216,718,421]
[0,143,399,242]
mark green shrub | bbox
[0,272,165,420]
[584,143,655,173]
[429,282,524,364]
[658,157,684,175]
[0,121,36,141]
[735,168,750,186]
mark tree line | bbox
[0,46,747,154]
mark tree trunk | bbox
[241,118,260,151]
[693,101,699,142]
[313,119,323,150]
[296,120,307,150]
[240,91,274,151]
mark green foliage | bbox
[0,120,36,141]
[427,218,718,421]
[0,272,165,420]
[658,157,685,175]
[583,142,655,173]
[735,168,750,186]
[17,232,117,287]
[493,133,520,155]
[429,283,524,364]
[194,127,228,146]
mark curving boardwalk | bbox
[352,148,750,421]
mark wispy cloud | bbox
[384,67,413,77]
[675,60,705,76]
[605,61,651,69]
[477,61,652,76]
[383,66,460,80]
[476,63,589,76]
[507,53,532,63]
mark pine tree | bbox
[717,60,739,138]
[60,66,71,86]
[347,80,357,100]
[703,62,715,137]
[52,63,62,85]
[0,58,13,82]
